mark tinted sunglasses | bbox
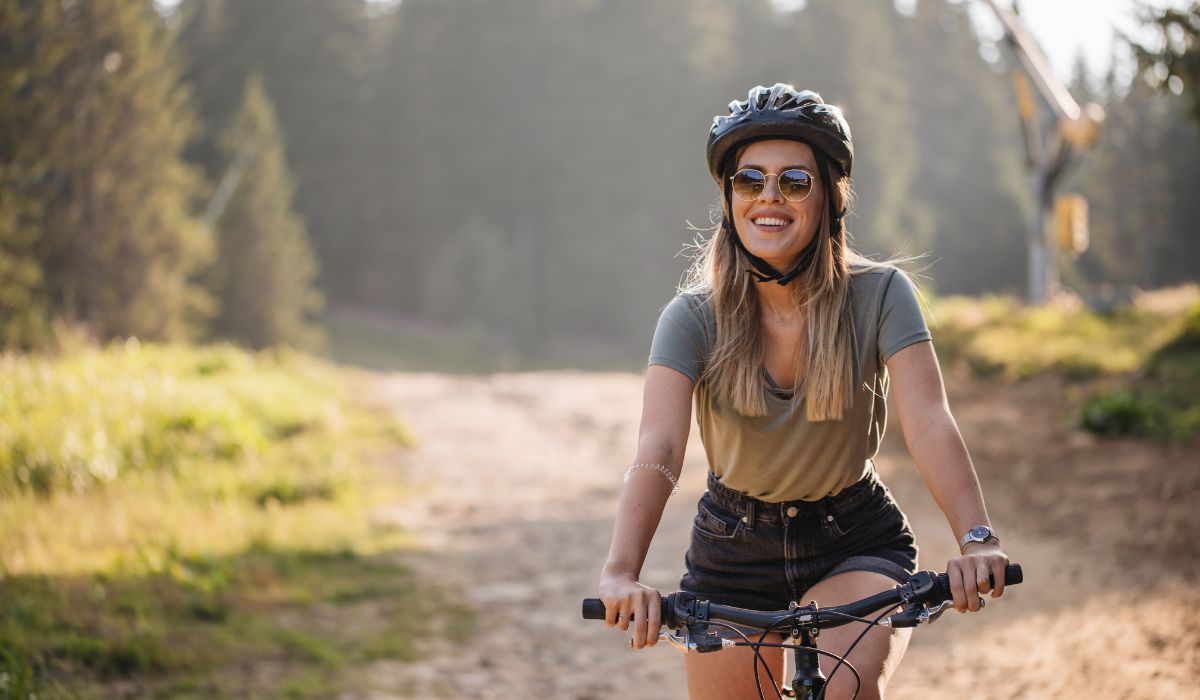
[729,168,814,203]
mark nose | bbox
[757,173,785,203]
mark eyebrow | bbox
[739,164,816,172]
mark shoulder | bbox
[849,262,901,289]
[661,289,713,321]
[848,263,904,312]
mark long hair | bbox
[680,155,882,421]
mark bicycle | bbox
[582,564,1023,700]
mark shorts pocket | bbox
[692,498,744,541]
[826,490,901,540]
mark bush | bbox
[1079,390,1160,436]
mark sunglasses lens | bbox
[778,169,813,201]
[731,169,766,200]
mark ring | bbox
[618,614,628,621]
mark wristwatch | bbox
[958,525,998,551]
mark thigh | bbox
[685,634,785,700]
[800,570,912,700]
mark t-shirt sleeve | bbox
[878,269,932,363]
[648,294,709,383]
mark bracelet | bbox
[623,462,680,496]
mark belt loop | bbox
[742,498,756,530]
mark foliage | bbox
[207,74,323,349]
[0,544,471,698]
[931,292,1200,442]
[1133,3,1200,129]
[0,344,461,697]
[0,342,362,496]
[929,294,1187,381]
[0,0,213,346]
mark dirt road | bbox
[366,370,1200,699]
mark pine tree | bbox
[208,74,322,348]
[177,0,372,306]
[0,0,53,347]
[6,0,213,342]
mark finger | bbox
[964,564,982,612]
[963,563,988,612]
[617,606,631,632]
[631,596,648,649]
[948,560,967,613]
[976,562,993,596]
[646,592,662,648]
[603,598,617,628]
[991,558,1007,598]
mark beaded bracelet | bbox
[623,462,680,496]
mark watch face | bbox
[970,526,991,541]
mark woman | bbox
[596,84,1010,699]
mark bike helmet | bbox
[706,84,853,286]
[707,84,853,181]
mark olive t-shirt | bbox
[648,265,931,502]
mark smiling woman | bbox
[597,84,1012,700]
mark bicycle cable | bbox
[813,605,893,700]
[735,640,863,700]
[704,620,785,700]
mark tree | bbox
[0,0,53,347]
[177,0,373,307]
[1134,4,1200,129]
[207,74,322,348]
[0,0,212,343]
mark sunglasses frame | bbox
[729,167,816,203]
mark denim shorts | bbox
[679,467,918,613]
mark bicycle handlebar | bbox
[582,564,1022,632]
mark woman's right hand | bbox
[597,573,662,649]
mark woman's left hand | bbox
[946,541,1010,613]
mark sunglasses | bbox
[729,168,815,203]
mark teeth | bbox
[754,217,791,227]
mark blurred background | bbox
[1,0,1196,369]
[1,0,1198,698]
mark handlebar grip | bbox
[580,597,671,621]
[582,598,606,620]
[935,563,1022,600]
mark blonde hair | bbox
[681,164,885,421]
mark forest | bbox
[1,0,1197,366]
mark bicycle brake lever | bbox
[653,630,738,654]
[881,596,985,627]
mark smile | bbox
[752,216,793,229]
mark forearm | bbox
[601,445,681,580]
[902,406,991,543]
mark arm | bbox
[886,340,1010,613]
[598,364,694,649]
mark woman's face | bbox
[730,139,825,272]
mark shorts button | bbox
[741,516,749,523]
[786,506,799,518]
[826,515,835,522]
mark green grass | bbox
[928,290,1200,443]
[928,295,1186,381]
[0,343,466,698]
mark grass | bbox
[0,342,467,698]
[928,294,1186,381]
[928,287,1200,443]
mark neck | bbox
[755,279,804,318]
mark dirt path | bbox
[364,370,1200,699]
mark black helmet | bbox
[706,84,853,181]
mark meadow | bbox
[0,343,467,698]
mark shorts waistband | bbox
[703,464,882,529]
